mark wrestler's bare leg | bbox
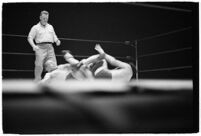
[95,44,133,81]
[62,50,80,65]
[95,44,130,69]
[80,54,105,66]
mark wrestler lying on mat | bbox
[40,44,133,83]
[40,50,105,83]
[63,44,133,81]
[88,44,133,82]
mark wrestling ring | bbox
[2,26,196,133]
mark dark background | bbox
[2,2,198,79]
[2,3,198,133]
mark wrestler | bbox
[40,60,72,84]
[40,50,102,83]
[63,44,133,82]
[62,50,105,80]
[92,44,133,82]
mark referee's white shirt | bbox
[28,22,58,44]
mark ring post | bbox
[134,40,138,80]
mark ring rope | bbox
[3,65,192,73]
[2,52,91,58]
[139,65,192,73]
[3,69,33,72]
[138,47,192,58]
[3,52,33,56]
[58,37,125,45]
[3,79,193,93]
[137,26,192,42]
[2,33,128,45]
[131,3,192,13]
[2,34,27,38]
[2,52,133,60]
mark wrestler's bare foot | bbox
[62,50,73,60]
[95,44,105,54]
